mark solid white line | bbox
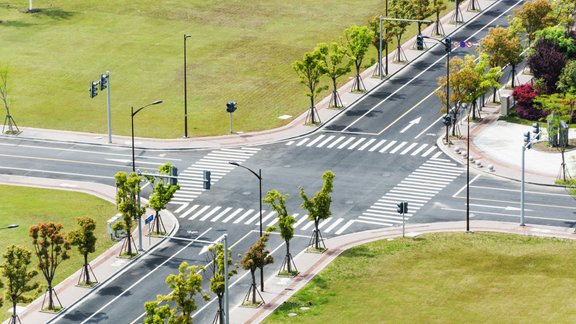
[222,208,243,223]
[360,215,404,223]
[441,207,575,223]
[368,139,387,152]
[326,136,345,148]
[354,219,394,227]
[0,153,134,169]
[0,166,112,179]
[357,138,376,151]
[453,174,481,197]
[415,115,444,139]
[470,185,569,197]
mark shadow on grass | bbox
[0,20,34,27]
[26,7,75,20]
[340,245,376,259]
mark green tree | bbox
[0,65,19,135]
[29,222,71,311]
[1,245,38,324]
[534,26,576,57]
[299,170,335,251]
[68,217,98,286]
[115,171,145,257]
[241,233,273,305]
[292,48,327,125]
[480,26,522,93]
[368,16,393,77]
[431,0,447,35]
[557,60,576,94]
[344,25,374,92]
[144,262,208,324]
[389,0,414,62]
[205,243,236,324]
[317,42,351,108]
[148,163,180,235]
[513,0,555,45]
[264,190,297,275]
[412,0,433,39]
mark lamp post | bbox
[183,34,191,138]
[466,104,470,232]
[131,100,163,251]
[228,161,264,292]
[0,224,18,230]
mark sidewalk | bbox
[1,0,571,323]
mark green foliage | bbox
[205,243,237,322]
[534,26,576,57]
[29,222,71,310]
[115,171,145,256]
[513,0,556,44]
[389,0,414,37]
[299,171,335,224]
[241,233,274,273]
[317,42,352,98]
[145,262,208,324]
[292,48,328,108]
[264,190,296,244]
[481,26,523,69]
[148,163,180,234]
[557,60,576,94]
[344,25,373,87]
[68,217,97,257]
[1,245,38,316]
[367,16,393,51]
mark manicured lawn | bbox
[265,233,576,323]
[0,185,117,318]
[0,1,452,138]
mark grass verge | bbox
[0,184,117,321]
[264,232,576,323]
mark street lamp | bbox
[131,100,163,172]
[0,224,18,230]
[183,34,191,138]
[228,161,264,292]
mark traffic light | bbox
[397,202,404,214]
[442,114,452,126]
[532,122,540,140]
[170,166,178,186]
[89,81,98,98]
[203,170,211,190]
[523,131,531,149]
[416,34,424,50]
[100,73,108,91]
[403,202,408,214]
[444,36,452,53]
[226,101,237,113]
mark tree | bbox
[513,0,555,45]
[430,0,447,36]
[344,25,373,92]
[29,222,71,311]
[534,26,576,58]
[368,16,393,77]
[0,65,19,135]
[115,171,145,257]
[512,83,547,120]
[148,163,180,235]
[264,190,297,275]
[299,170,335,251]
[551,0,576,28]
[317,42,351,108]
[534,93,576,181]
[389,0,414,62]
[557,60,576,94]
[68,217,98,286]
[1,245,38,324]
[144,262,208,324]
[292,48,327,125]
[205,243,236,324]
[412,0,433,42]
[527,38,566,94]
[480,26,523,95]
[241,233,273,306]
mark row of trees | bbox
[0,217,98,323]
[144,170,336,323]
[293,0,451,125]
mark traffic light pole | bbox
[520,145,526,226]
[106,71,112,144]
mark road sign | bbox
[145,214,154,225]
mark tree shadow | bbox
[0,20,34,27]
[26,7,75,20]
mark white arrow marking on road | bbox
[400,117,421,133]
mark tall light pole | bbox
[229,161,264,292]
[466,104,470,232]
[131,100,163,251]
[183,34,191,138]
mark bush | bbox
[512,83,548,121]
[515,104,548,120]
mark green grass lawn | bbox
[0,1,452,138]
[0,185,116,319]
[265,233,576,323]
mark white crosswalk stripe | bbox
[286,135,438,157]
[172,147,260,203]
[352,157,463,229]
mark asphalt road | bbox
[0,0,573,322]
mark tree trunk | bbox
[332,78,338,107]
[355,62,361,91]
[47,282,54,310]
[286,240,291,273]
[250,270,257,304]
[155,210,161,234]
[309,95,315,124]
[84,253,91,284]
[12,300,17,321]
[396,35,402,61]
[493,87,497,103]
[436,11,440,35]
[127,228,133,255]
[511,64,516,88]
[472,101,476,120]
[314,219,320,249]
[218,295,224,324]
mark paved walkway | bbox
[2,0,574,323]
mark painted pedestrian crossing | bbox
[176,204,346,233]
[344,156,463,232]
[169,147,260,206]
[286,135,437,157]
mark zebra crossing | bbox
[170,147,260,206]
[286,134,438,157]
[175,204,346,234]
[349,156,463,230]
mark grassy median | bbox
[265,233,576,323]
[0,185,116,318]
[0,1,453,137]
